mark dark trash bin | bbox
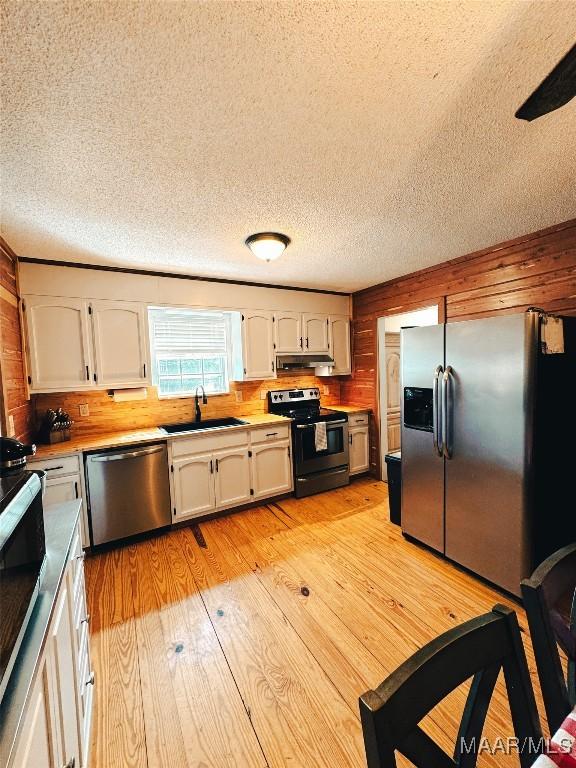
[385,451,401,526]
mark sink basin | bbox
[159,417,248,434]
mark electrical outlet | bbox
[7,414,15,436]
[323,386,330,395]
[260,390,267,400]
[79,403,90,417]
[235,391,243,403]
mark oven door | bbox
[293,419,349,474]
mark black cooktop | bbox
[282,406,347,424]
[0,472,33,516]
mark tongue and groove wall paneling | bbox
[342,218,576,478]
[0,237,33,441]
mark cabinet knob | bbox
[81,614,91,625]
[86,671,95,686]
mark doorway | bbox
[378,306,438,480]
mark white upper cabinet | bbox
[274,311,302,353]
[329,316,351,374]
[24,296,93,392]
[24,295,150,392]
[91,300,149,387]
[241,310,275,380]
[303,313,329,353]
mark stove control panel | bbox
[268,388,320,404]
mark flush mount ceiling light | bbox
[245,232,290,262]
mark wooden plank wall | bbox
[33,374,342,438]
[341,218,576,477]
[0,238,33,441]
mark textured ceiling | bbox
[2,1,576,292]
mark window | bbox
[148,307,232,397]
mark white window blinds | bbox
[149,308,228,355]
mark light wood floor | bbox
[85,478,547,768]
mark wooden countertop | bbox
[32,413,291,460]
[334,405,371,414]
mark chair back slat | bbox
[360,605,542,768]
[521,543,576,733]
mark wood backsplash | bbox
[342,218,576,477]
[32,374,342,438]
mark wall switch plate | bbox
[235,391,243,403]
[323,386,330,395]
[7,414,15,436]
[79,403,90,417]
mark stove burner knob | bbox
[279,394,283,399]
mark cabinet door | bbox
[24,295,92,392]
[251,442,292,498]
[91,300,149,387]
[274,311,302,353]
[11,656,57,768]
[242,311,275,379]
[44,474,80,508]
[214,448,252,510]
[50,575,81,768]
[173,453,216,520]
[329,316,351,374]
[349,427,369,475]
[303,314,329,353]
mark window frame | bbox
[148,306,233,399]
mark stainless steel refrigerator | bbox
[400,309,576,596]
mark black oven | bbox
[294,419,349,473]
[0,471,46,703]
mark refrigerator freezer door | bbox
[444,314,535,595]
[401,324,445,553]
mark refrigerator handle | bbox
[442,366,453,459]
[433,365,444,456]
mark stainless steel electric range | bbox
[267,387,349,497]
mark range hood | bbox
[276,354,335,370]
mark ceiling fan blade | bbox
[515,42,576,121]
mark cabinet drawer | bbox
[28,454,81,477]
[250,424,291,444]
[171,429,249,457]
[348,413,369,426]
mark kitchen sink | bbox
[159,417,249,434]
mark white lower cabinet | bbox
[11,516,93,768]
[169,427,292,521]
[251,442,292,499]
[11,657,56,768]
[349,424,370,475]
[214,448,252,508]
[172,453,216,520]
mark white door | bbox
[44,475,80,508]
[50,578,81,768]
[214,448,252,509]
[274,311,302,353]
[349,427,369,474]
[251,442,292,498]
[173,453,216,520]
[91,300,149,387]
[24,295,93,391]
[303,314,329,353]
[11,656,57,768]
[329,316,351,374]
[242,311,275,379]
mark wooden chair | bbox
[359,605,542,768]
[521,543,576,734]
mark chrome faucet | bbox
[194,385,207,422]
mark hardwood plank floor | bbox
[85,477,547,768]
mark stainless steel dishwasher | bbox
[85,442,171,546]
